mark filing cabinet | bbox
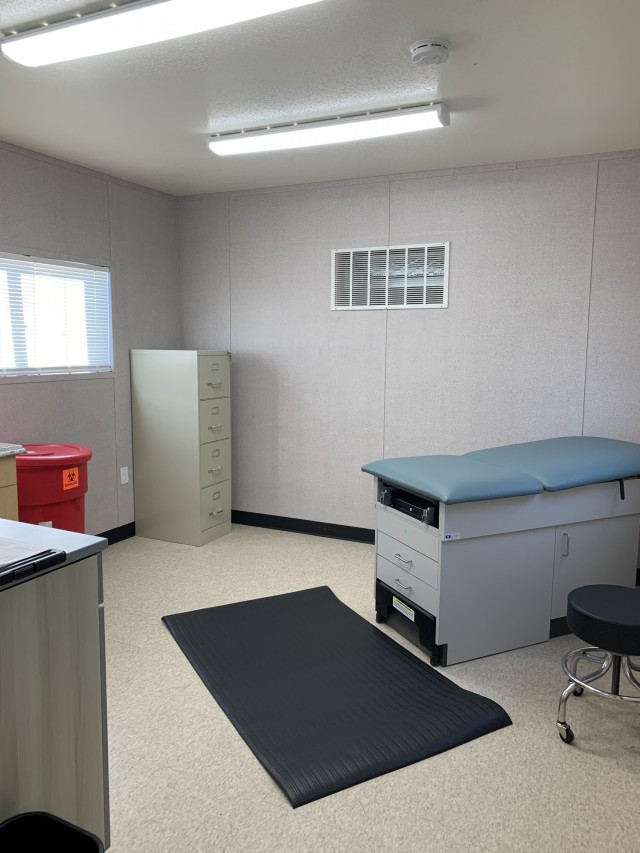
[131,349,231,545]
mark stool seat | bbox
[567,584,640,656]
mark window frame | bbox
[0,252,114,380]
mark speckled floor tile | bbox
[101,526,640,852]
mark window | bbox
[331,242,449,310]
[0,254,112,377]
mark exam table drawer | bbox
[376,505,440,562]
[377,530,438,589]
[377,554,438,617]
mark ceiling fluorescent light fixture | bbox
[0,0,325,67]
[209,103,450,156]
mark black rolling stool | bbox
[556,584,640,744]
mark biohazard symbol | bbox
[62,466,80,490]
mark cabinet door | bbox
[551,515,640,619]
[0,458,18,520]
[437,527,556,665]
[0,555,108,844]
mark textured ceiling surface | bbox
[0,0,639,196]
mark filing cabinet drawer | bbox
[200,480,231,531]
[377,505,440,562]
[199,399,230,442]
[200,440,230,487]
[198,355,230,399]
[377,554,439,617]
[377,530,438,589]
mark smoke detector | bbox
[410,38,450,66]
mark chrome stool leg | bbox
[627,657,640,675]
[557,681,579,744]
[557,646,640,744]
[557,647,612,744]
[622,657,640,694]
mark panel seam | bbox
[227,195,232,351]
[383,181,390,457]
[581,161,600,436]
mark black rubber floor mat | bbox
[162,586,511,807]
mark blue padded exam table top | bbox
[361,436,640,504]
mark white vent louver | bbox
[331,243,449,310]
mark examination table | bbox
[362,436,640,665]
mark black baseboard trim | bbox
[231,510,375,544]
[549,617,570,638]
[98,522,135,545]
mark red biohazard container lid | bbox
[15,443,93,466]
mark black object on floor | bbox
[162,586,511,807]
[0,812,104,851]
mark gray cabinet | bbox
[373,478,640,665]
[550,515,640,619]
[131,349,231,546]
[0,521,109,847]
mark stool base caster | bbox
[557,722,575,744]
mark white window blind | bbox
[0,254,112,377]
[331,242,449,310]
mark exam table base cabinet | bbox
[373,477,640,666]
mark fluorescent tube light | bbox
[0,0,325,67]
[209,103,450,156]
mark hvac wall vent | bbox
[331,243,449,310]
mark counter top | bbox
[0,518,107,566]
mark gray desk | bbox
[0,520,110,847]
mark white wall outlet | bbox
[120,466,129,485]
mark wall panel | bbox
[179,196,230,351]
[583,157,640,442]
[0,145,110,262]
[108,182,180,527]
[385,163,598,456]
[228,182,390,528]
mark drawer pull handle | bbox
[208,424,223,432]
[394,579,412,592]
[209,508,224,516]
[208,466,223,474]
[394,553,413,566]
[207,380,222,387]
[561,533,570,558]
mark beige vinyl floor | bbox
[102,525,640,853]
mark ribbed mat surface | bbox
[162,586,511,807]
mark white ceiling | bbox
[1,0,640,196]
